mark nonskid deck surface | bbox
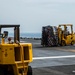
[33,65,75,75]
[24,39,75,75]
[31,45,75,75]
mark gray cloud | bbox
[0,0,75,33]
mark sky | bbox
[0,0,75,33]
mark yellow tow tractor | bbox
[58,24,75,46]
[0,25,33,75]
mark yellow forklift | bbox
[58,24,75,46]
[0,25,33,75]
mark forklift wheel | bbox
[27,66,32,75]
[71,41,74,45]
[61,40,66,46]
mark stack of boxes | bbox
[41,25,58,47]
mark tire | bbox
[27,66,32,75]
[61,40,66,46]
[71,41,75,45]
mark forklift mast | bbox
[0,25,20,43]
[58,24,73,34]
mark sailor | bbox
[64,27,69,36]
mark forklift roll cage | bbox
[58,24,73,34]
[0,25,20,43]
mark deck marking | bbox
[33,55,75,60]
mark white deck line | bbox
[33,55,75,60]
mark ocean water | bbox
[8,33,41,38]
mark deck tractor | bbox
[0,25,33,75]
